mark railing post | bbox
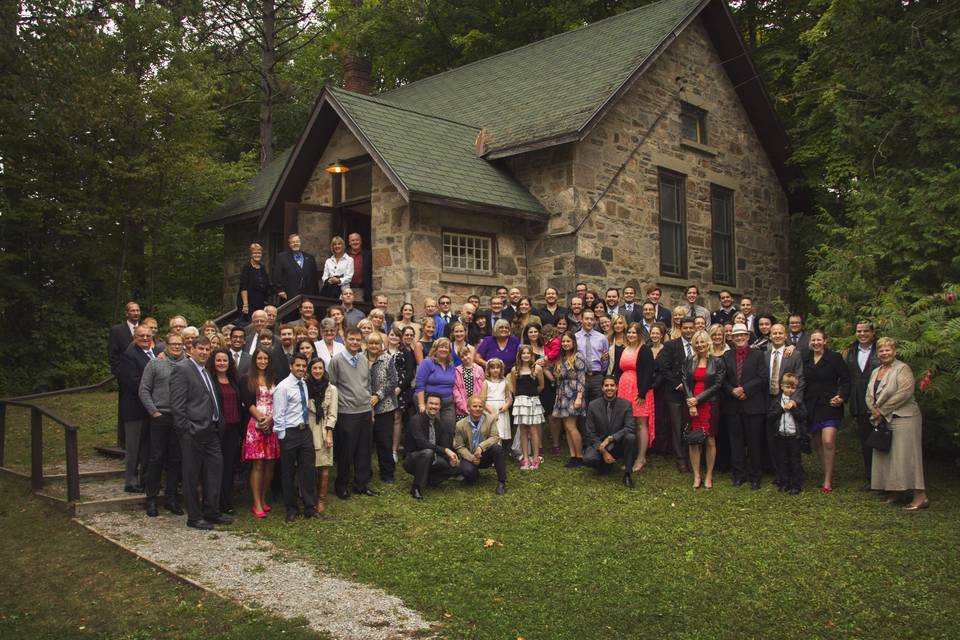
[65,428,80,502]
[30,408,43,492]
[0,402,6,467]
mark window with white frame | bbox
[442,230,494,275]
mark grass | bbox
[6,392,959,639]
[0,478,324,640]
[234,431,960,640]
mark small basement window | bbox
[680,102,707,144]
[442,230,494,275]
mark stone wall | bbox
[221,218,272,311]
[514,16,790,309]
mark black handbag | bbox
[683,424,706,446]
[866,417,892,452]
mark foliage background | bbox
[1,0,957,453]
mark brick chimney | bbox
[343,54,372,95]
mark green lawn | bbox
[5,392,959,639]
[0,479,323,640]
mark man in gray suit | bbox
[766,324,805,488]
[227,326,252,376]
[169,336,231,530]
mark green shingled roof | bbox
[330,87,547,216]
[201,147,292,225]
[379,0,704,155]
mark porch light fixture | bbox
[325,159,350,174]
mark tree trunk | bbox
[259,0,276,167]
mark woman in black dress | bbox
[803,329,851,493]
[238,242,271,321]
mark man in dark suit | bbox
[535,287,568,327]
[443,302,483,344]
[117,324,154,492]
[639,302,657,341]
[108,301,141,374]
[346,232,373,302]
[645,285,672,325]
[620,286,642,323]
[582,376,638,488]
[765,324,805,485]
[270,324,296,380]
[660,315,696,472]
[403,394,461,500]
[845,320,880,486]
[787,313,811,360]
[273,233,319,303]
[169,336,230,530]
[711,290,738,326]
[487,295,509,327]
[227,326,252,376]
[244,310,269,354]
[721,323,769,489]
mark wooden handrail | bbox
[0,399,81,502]
[215,294,374,328]
[1,375,116,403]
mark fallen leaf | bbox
[483,538,502,548]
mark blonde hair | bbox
[428,337,454,366]
[876,336,896,350]
[485,358,505,380]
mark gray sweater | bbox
[327,350,372,414]
[138,353,184,415]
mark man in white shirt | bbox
[272,353,319,521]
[245,310,268,354]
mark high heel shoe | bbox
[263,504,272,512]
[820,486,833,494]
[903,500,929,511]
[632,459,646,474]
[693,478,702,490]
[251,507,267,519]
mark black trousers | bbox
[727,412,765,482]
[582,432,638,473]
[279,427,317,513]
[854,413,873,480]
[372,409,397,481]
[458,444,507,483]
[666,399,690,464]
[772,434,804,490]
[714,412,731,472]
[403,449,459,491]
[219,423,243,511]
[179,427,223,523]
[578,373,605,436]
[145,413,181,499]
[334,411,373,494]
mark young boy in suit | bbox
[767,373,807,495]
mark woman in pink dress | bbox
[240,348,280,517]
[616,324,655,473]
[683,331,726,489]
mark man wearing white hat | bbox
[720,323,769,489]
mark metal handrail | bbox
[0,399,80,502]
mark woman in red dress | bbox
[616,323,655,473]
[684,330,726,489]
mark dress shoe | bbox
[495,482,506,495]
[410,487,423,500]
[303,510,321,519]
[778,484,788,493]
[788,488,801,496]
[124,484,144,493]
[207,515,233,525]
[285,511,300,522]
[164,500,184,515]
[623,474,635,489]
[336,489,351,500]
[187,520,214,531]
[750,480,761,490]
[564,457,579,468]
[145,498,158,517]
[357,488,381,497]
[732,478,745,487]
[903,500,929,511]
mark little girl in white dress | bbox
[482,358,512,440]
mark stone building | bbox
[202,0,805,312]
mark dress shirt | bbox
[778,394,798,436]
[789,332,803,346]
[744,314,755,333]
[143,348,155,360]
[575,329,608,373]
[127,321,138,336]
[857,345,872,372]
[230,349,243,367]
[322,253,355,285]
[272,373,309,440]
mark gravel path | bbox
[81,511,436,640]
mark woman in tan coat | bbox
[866,337,928,510]
[307,358,338,513]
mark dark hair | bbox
[605,287,619,296]
[788,313,804,324]
[855,320,875,330]
[558,331,578,358]
[230,326,246,338]
[685,284,699,295]
[247,347,276,393]
[602,374,618,385]
[522,322,545,347]
[291,352,309,366]
[425,392,443,405]
[719,289,733,298]
[194,335,211,347]
[295,338,315,357]
[206,347,238,387]
[680,316,696,327]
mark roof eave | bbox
[409,191,549,223]
[197,208,262,230]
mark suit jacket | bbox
[108,322,136,375]
[653,304,672,326]
[720,348,769,415]
[584,397,635,448]
[865,359,920,420]
[229,349,252,376]
[766,396,808,436]
[618,304,642,324]
[405,411,454,455]
[169,358,223,436]
[765,346,805,399]
[272,250,319,298]
[845,340,880,416]
[658,338,689,401]
[453,412,501,461]
[711,307,737,326]
[788,331,811,360]
[117,347,152,421]
[682,355,726,404]
[270,345,295,381]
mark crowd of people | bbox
[107,233,930,530]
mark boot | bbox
[317,471,329,514]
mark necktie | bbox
[736,349,746,386]
[770,350,781,395]
[350,354,358,366]
[685,341,692,358]
[200,367,219,422]
[584,332,593,371]
[689,305,696,317]
[605,401,613,427]
[428,418,436,445]
[233,351,241,367]
[146,349,155,360]
[298,380,308,426]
